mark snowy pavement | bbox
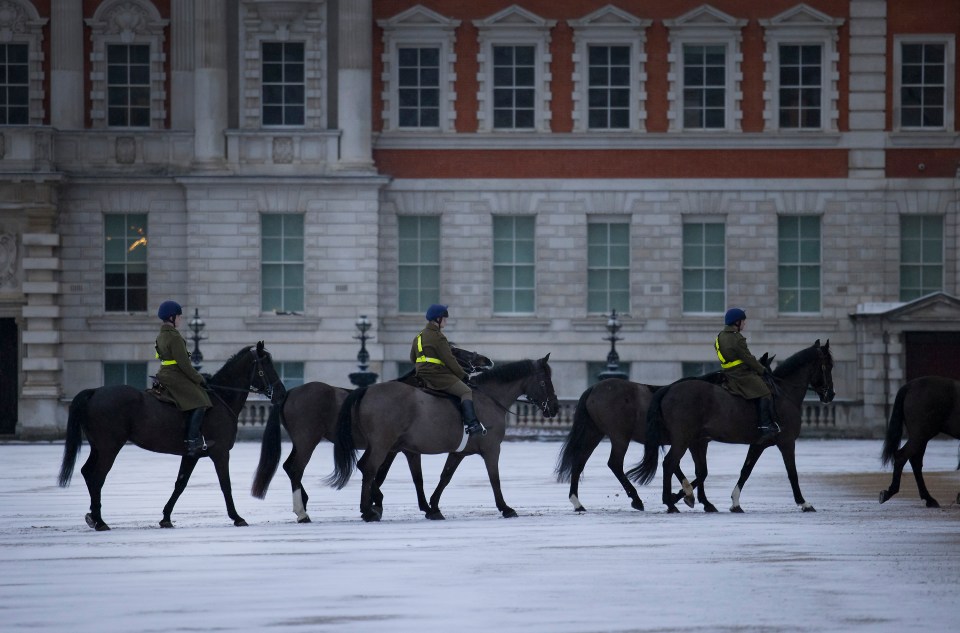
[1,438,958,633]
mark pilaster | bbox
[194,0,228,166]
[171,0,195,129]
[847,0,887,177]
[337,0,374,170]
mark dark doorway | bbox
[904,331,960,382]
[0,318,18,435]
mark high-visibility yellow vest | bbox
[715,337,743,369]
[155,350,177,366]
[415,333,445,366]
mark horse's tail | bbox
[627,385,668,486]
[325,387,364,490]
[555,385,596,483]
[58,389,94,487]
[251,390,289,499]
[881,385,909,467]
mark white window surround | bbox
[0,0,46,125]
[86,0,167,129]
[474,5,556,133]
[664,5,746,133]
[378,5,460,133]
[569,5,651,133]
[760,4,843,133]
[892,34,956,134]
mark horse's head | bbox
[810,339,835,403]
[250,341,286,404]
[527,353,559,418]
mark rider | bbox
[410,304,486,436]
[716,307,779,443]
[155,300,212,457]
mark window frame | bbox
[778,215,822,314]
[106,43,152,128]
[103,212,148,313]
[493,215,536,315]
[681,220,726,315]
[587,221,631,314]
[0,42,31,125]
[893,35,956,132]
[260,213,305,314]
[899,214,944,301]
[0,1,46,126]
[397,215,440,314]
[103,361,149,389]
[260,41,306,128]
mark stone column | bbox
[847,0,887,178]
[194,0,228,165]
[49,0,83,129]
[337,0,374,170]
[170,0,195,129]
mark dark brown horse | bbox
[629,340,834,513]
[251,348,493,523]
[555,378,698,512]
[880,376,960,508]
[329,355,559,521]
[58,342,285,530]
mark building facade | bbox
[0,0,958,439]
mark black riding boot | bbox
[459,399,487,436]
[184,408,208,457]
[755,397,780,444]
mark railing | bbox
[238,397,866,439]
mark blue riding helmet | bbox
[724,307,747,326]
[158,300,183,322]
[425,304,449,321]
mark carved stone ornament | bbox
[105,2,149,43]
[272,136,294,164]
[251,0,313,24]
[0,1,26,42]
[116,136,137,164]
[0,232,17,288]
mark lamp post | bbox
[188,308,206,372]
[597,309,628,381]
[348,314,379,388]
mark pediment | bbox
[474,5,555,30]
[569,5,650,29]
[378,4,460,30]
[856,292,960,323]
[760,4,844,29]
[664,4,746,29]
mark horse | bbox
[555,378,699,512]
[57,342,285,530]
[879,375,960,508]
[328,355,559,522]
[628,340,834,513]
[250,348,493,523]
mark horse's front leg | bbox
[160,456,199,528]
[690,445,717,512]
[480,447,517,518]
[211,452,247,526]
[778,441,815,512]
[427,452,467,520]
[661,445,685,513]
[358,448,387,522]
[607,439,644,511]
[907,443,940,508]
[371,451,400,511]
[401,451,430,513]
[729,444,766,513]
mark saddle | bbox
[147,378,179,406]
[394,370,462,405]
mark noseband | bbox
[248,349,283,400]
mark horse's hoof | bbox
[666,506,680,514]
[361,510,381,522]
[879,490,889,504]
[296,515,312,524]
[631,499,644,511]
[683,495,695,509]
[85,513,95,529]
[234,518,249,527]
[159,519,174,528]
[96,523,111,531]
[925,499,940,509]
[801,505,817,513]
[574,506,587,513]
[703,503,718,513]
[502,508,518,518]
[425,509,445,520]
[730,506,744,513]
[85,513,109,530]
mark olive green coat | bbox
[156,323,212,411]
[410,321,467,392]
[716,325,770,400]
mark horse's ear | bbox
[542,353,551,363]
[823,339,830,351]
[257,341,265,353]
[813,339,821,349]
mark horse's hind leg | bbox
[427,452,467,520]
[80,447,119,531]
[908,443,939,508]
[371,451,403,511]
[607,439,644,511]
[568,427,603,512]
[400,451,430,513]
[358,447,389,522]
[282,444,316,523]
[661,446,685,513]
[880,443,909,504]
[729,444,765,513]
[161,457,199,528]
[691,447,717,513]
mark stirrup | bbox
[464,420,487,436]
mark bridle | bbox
[207,348,284,402]
[811,348,835,402]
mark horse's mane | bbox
[209,345,257,384]
[473,359,537,385]
[773,344,829,379]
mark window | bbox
[493,216,535,314]
[588,223,630,313]
[778,45,821,129]
[261,214,304,313]
[0,43,29,125]
[262,42,305,126]
[899,42,946,128]
[104,214,147,312]
[587,361,632,386]
[682,44,726,129]
[682,222,725,313]
[587,46,631,129]
[682,361,720,378]
[398,216,439,313]
[107,44,151,127]
[397,47,440,128]
[778,216,821,313]
[493,45,536,129]
[104,362,148,389]
[275,362,304,389]
[900,215,943,301]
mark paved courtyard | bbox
[1,438,957,632]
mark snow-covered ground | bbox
[1,438,958,633]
